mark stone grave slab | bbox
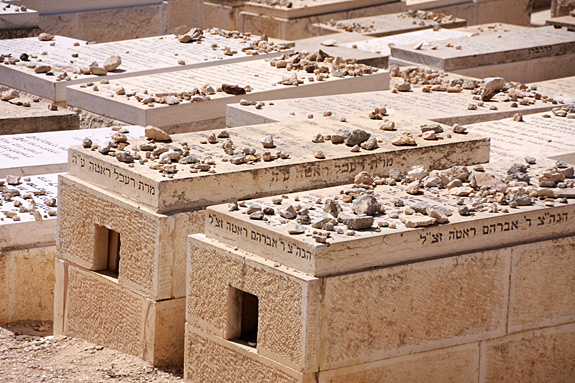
[0,2,38,29]
[4,0,163,14]
[0,172,59,249]
[293,32,387,67]
[67,115,490,214]
[527,76,575,104]
[226,85,559,128]
[204,161,575,277]
[340,28,471,58]
[243,0,400,19]
[390,26,575,82]
[453,22,528,35]
[65,58,390,129]
[0,126,145,178]
[0,92,79,135]
[546,14,575,29]
[0,34,85,53]
[0,31,292,102]
[466,112,575,163]
[313,11,466,37]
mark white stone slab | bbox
[341,28,471,57]
[226,87,558,128]
[453,22,528,35]
[65,59,390,127]
[67,114,489,213]
[528,76,575,104]
[0,35,85,54]
[0,31,292,101]
[0,2,38,29]
[244,0,400,19]
[204,162,575,276]
[391,26,575,72]
[3,0,162,14]
[405,0,470,10]
[467,113,575,163]
[0,126,145,178]
[0,172,59,249]
[314,11,466,37]
[546,15,575,29]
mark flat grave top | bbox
[244,0,399,19]
[314,11,466,37]
[467,111,575,163]
[203,159,575,276]
[341,28,471,57]
[0,126,145,178]
[546,15,575,29]
[293,33,385,66]
[4,0,163,14]
[391,26,575,71]
[405,0,469,10]
[0,172,60,248]
[0,30,292,101]
[0,2,38,29]
[0,35,85,54]
[226,77,561,127]
[67,114,489,213]
[527,76,575,104]
[65,55,388,127]
[453,22,528,36]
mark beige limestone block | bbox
[64,265,146,357]
[185,325,315,383]
[320,248,510,369]
[187,235,321,371]
[38,3,169,43]
[508,236,575,332]
[168,0,204,30]
[319,342,479,383]
[0,245,55,323]
[480,323,575,383]
[146,297,186,367]
[171,210,205,298]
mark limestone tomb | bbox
[0,1,39,38]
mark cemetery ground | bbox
[0,322,183,382]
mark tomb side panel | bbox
[2,245,55,323]
[58,175,158,297]
[0,252,8,323]
[318,342,479,383]
[320,248,510,370]
[187,236,313,370]
[171,210,205,299]
[480,323,575,383]
[185,325,309,383]
[64,265,146,358]
[508,236,575,332]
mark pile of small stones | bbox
[0,176,57,222]
[2,3,28,11]
[84,126,291,175]
[269,51,378,83]
[399,10,458,25]
[250,0,296,8]
[325,19,376,33]
[230,160,573,239]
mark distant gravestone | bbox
[0,1,39,38]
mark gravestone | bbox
[0,92,79,135]
[528,75,575,104]
[55,113,490,367]
[0,126,145,177]
[239,0,407,40]
[313,10,466,37]
[340,27,472,58]
[466,112,575,163]
[226,84,560,128]
[0,34,85,53]
[0,1,39,38]
[0,31,291,101]
[390,26,575,82]
[293,32,388,67]
[186,160,575,382]
[65,57,389,131]
[546,14,575,28]
[0,172,60,324]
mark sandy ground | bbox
[0,322,183,383]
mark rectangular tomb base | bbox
[0,27,41,39]
[0,245,55,324]
[37,2,169,43]
[54,260,186,367]
[239,1,407,40]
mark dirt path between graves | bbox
[0,322,183,383]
